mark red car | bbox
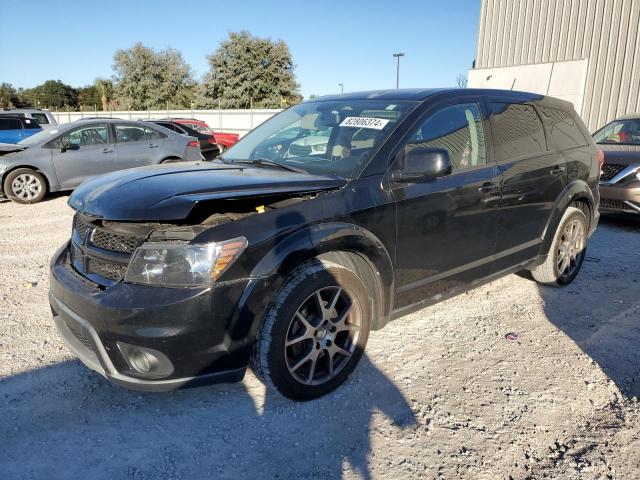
[171,118,240,151]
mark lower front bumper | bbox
[599,182,640,214]
[50,292,245,391]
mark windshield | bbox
[593,119,640,145]
[222,99,418,178]
[17,127,63,146]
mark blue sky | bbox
[0,0,481,98]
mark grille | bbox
[289,144,312,156]
[90,228,144,254]
[73,215,90,242]
[600,164,627,181]
[600,198,638,212]
[65,319,94,350]
[87,257,128,281]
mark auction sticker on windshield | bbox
[339,117,390,130]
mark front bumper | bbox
[599,181,640,214]
[49,242,271,391]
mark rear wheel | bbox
[529,206,588,286]
[3,168,47,204]
[251,261,371,401]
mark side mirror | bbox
[60,140,79,153]
[392,147,452,183]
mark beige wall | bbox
[473,0,640,131]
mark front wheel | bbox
[529,206,588,286]
[3,168,47,204]
[251,261,371,401]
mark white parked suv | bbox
[0,109,58,129]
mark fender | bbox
[538,179,595,257]
[230,223,396,337]
[1,164,59,194]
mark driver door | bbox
[50,123,115,189]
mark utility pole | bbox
[339,83,344,94]
[393,52,405,89]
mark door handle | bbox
[478,182,500,193]
[550,166,566,175]
[148,143,159,149]
[101,148,114,154]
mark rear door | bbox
[390,98,502,311]
[489,101,567,268]
[49,123,115,189]
[114,123,167,168]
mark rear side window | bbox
[0,118,22,130]
[23,118,40,129]
[540,107,589,150]
[407,103,487,171]
[145,127,166,140]
[490,103,547,161]
[115,124,146,143]
[31,113,49,125]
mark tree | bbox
[94,78,114,111]
[456,74,468,88]
[0,83,19,108]
[20,80,79,109]
[113,43,197,109]
[202,31,302,109]
[78,85,102,110]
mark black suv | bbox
[50,89,600,400]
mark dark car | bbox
[593,114,640,215]
[150,120,221,160]
[49,89,600,400]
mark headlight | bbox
[124,237,247,287]
[311,144,326,152]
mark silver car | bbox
[0,119,202,204]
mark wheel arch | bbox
[250,223,395,330]
[1,165,53,194]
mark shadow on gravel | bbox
[1,354,416,479]
[537,214,640,398]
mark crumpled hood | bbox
[600,144,640,166]
[69,162,346,221]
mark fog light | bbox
[117,342,174,379]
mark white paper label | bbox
[339,116,390,130]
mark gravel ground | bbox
[1,194,639,480]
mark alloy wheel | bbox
[285,286,361,385]
[557,217,586,281]
[12,174,42,201]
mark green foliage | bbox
[202,31,302,109]
[113,43,197,110]
[94,78,114,111]
[78,85,102,110]
[22,80,79,109]
[0,83,20,108]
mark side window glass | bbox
[540,107,588,150]
[31,113,49,124]
[60,125,108,147]
[115,124,146,143]
[490,103,547,161]
[407,103,487,171]
[0,118,22,130]
[145,127,166,140]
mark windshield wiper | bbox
[234,158,308,174]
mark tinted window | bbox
[0,118,22,130]
[23,118,40,129]
[490,103,547,161]
[407,103,487,171]
[61,125,108,147]
[541,107,588,149]
[145,127,166,140]
[31,113,49,124]
[115,124,146,143]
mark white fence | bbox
[51,109,282,138]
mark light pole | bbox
[392,52,405,89]
[338,83,344,94]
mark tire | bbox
[3,168,47,204]
[251,260,371,401]
[529,206,588,286]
